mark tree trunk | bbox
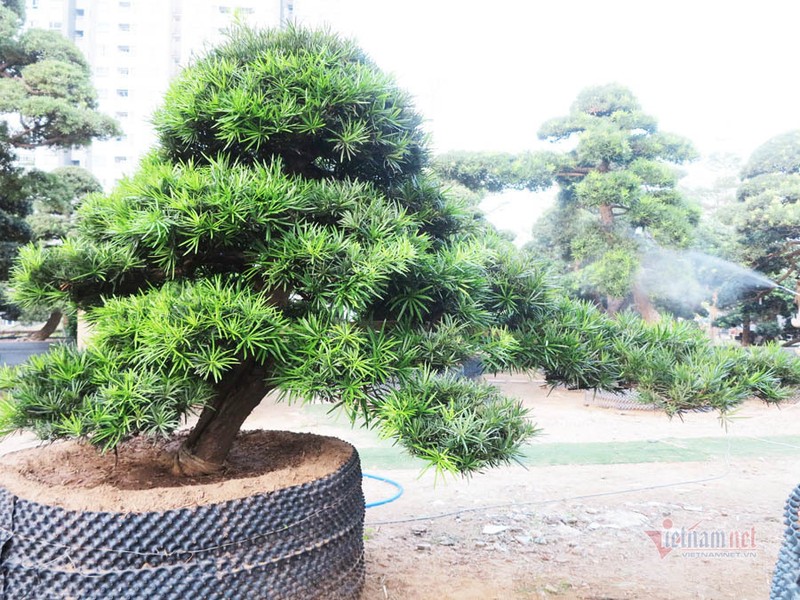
[741,313,752,347]
[606,296,624,315]
[708,290,719,342]
[632,284,660,323]
[26,310,62,341]
[599,203,614,228]
[172,358,271,476]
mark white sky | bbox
[296,0,800,159]
[294,1,800,244]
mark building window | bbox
[239,7,255,14]
[118,45,130,53]
[49,21,62,30]
[119,1,131,6]
[74,30,84,38]
[31,0,38,8]
[114,156,128,163]
[117,67,129,75]
[71,159,81,166]
[219,6,230,13]
[116,89,129,97]
[115,111,129,118]
[75,8,85,16]
[119,23,130,31]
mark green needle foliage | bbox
[3,27,798,477]
[1,26,549,477]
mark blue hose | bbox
[363,473,404,508]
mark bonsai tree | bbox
[1,26,546,476]
[3,28,799,480]
[527,84,699,319]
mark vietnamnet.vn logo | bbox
[644,519,757,558]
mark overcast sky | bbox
[296,0,800,159]
[294,0,800,243]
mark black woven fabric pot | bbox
[0,439,365,599]
[771,483,800,600]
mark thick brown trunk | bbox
[741,313,752,347]
[632,284,660,323]
[26,310,63,341]
[172,359,271,476]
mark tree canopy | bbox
[526,83,700,319]
[715,130,800,344]
[0,2,119,149]
[3,26,547,476]
[26,166,102,242]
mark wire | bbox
[363,473,404,508]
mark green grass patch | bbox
[356,435,800,470]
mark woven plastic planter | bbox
[0,438,365,599]
[771,483,800,600]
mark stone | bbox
[515,535,532,545]
[482,525,509,535]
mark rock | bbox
[437,536,457,547]
[416,542,432,551]
[587,522,602,531]
[544,585,559,594]
[474,541,487,548]
[411,526,427,536]
[515,535,532,545]
[683,505,704,512]
[585,507,600,515]
[482,525,509,535]
[534,536,549,545]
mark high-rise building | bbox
[23,0,292,190]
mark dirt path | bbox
[1,376,798,599]
[238,376,799,599]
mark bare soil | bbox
[0,430,351,512]
[354,379,800,600]
[1,376,798,599]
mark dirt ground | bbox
[1,375,798,599]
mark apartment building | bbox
[23,0,291,190]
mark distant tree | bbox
[0,2,119,150]
[26,166,102,242]
[0,1,118,320]
[721,130,800,345]
[525,84,699,320]
[22,166,102,339]
[0,131,31,318]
